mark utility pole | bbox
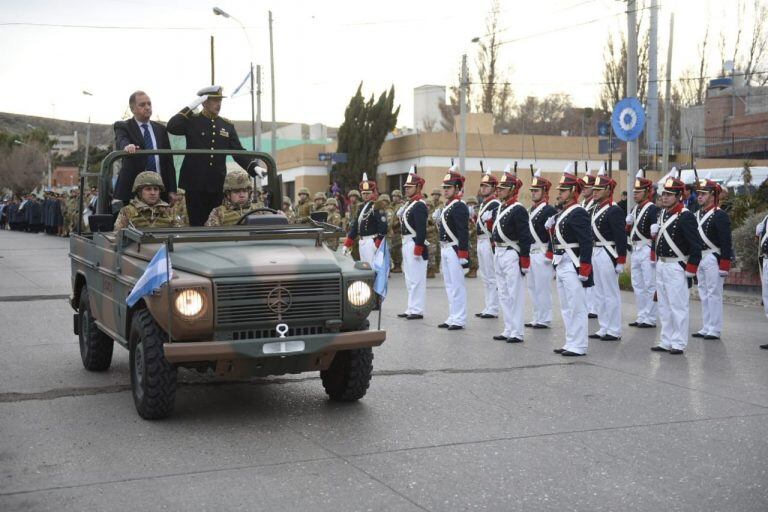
[269,10,277,158]
[646,0,659,161]
[626,0,639,211]
[661,13,675,173]
[459,53,467,174]
[256,64,262,152]
[210,35,215,84]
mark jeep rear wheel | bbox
[320,348,373,401]
[129,309,177,419]
[78,286,114,371]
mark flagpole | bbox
[165,240,173,343]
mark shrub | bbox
[732,210,766,274]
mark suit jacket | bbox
[113,119,177,203]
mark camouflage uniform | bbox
[204,170,262,227]
[113,172,180,230]
[377,194,394,269]
[345,190,362,261]
[390,190,404,273]
[427,188,444,278]
[65,190,79,234]
[281,196,295,223]
[311,191,327,214]
[295,187,313,223]
[171,188,189,226]
[465,196,479,278]
[324,197,343,251]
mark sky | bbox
[0,0,755,129]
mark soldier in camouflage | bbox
[113,171,182,230]
[324,197,343,251]
[345,189,362,261]
[426,187,444,278]
[312,191,327,213]
[465,195,479,278]
[295,187,313,223]
[171,188,189,226]
[378,193,394,270]
[204,169,265,227]
[281,196,295,223]
[390,189,404,273]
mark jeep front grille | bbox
[215,276,342,327]
[229,325,326,340]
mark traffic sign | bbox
[597,121,610,137]
[598,138,620,154]
[611,98,646,142]
[318,152,348,163]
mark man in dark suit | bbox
[113,91,177,205]
[167,85,259,226]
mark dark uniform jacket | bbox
[651,203,702,273]
[439,199,470,259]
[591,200,627,265]
[166,109,253,193]
[627,200,658,247]
[548,202,594,287]
[345,200,387,245]
[475,197,501,236]
[529,201,557,252]
[492,200,533,261]
[759,216,768,264]
[695,207,733,271]
[400,195,429,260]
[113,119,177,203]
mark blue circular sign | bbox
[611,97,646,142]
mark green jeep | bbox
[70,149,385,419]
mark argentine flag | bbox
[372,238,390,299]
[126,246,172,307]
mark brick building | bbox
[703,77,768,158]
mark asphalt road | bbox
[1,230,766,512]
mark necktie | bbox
[141,123,157,172]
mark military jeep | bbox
[70,149,385,419]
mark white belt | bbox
[402,234,415,241]
[659,256,684,263]
[554,243,579,250]
[477,233,490,240]
[361,234,377,241]
[496,241,521,252]
[440,241,455,249]
[701,249,717,257]
[632,240,651,248]
[530,247,542,254]
[595,241,615,247]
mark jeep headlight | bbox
[347,281,372,307]
[175,289,205,317]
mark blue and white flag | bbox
[231,68,252,98]
[126,246,172,306]
[372,238,390,299]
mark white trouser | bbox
[696,253,724,337]
[527,252,553,326]
[556,261,588,354]
[477,237,499,315]
[592,247,622,337]
[586,280,600,315]
[630,244,657,325]
[494,248,525,338]
[359,237,377,267]
[401,238,427,315]
[442,246,467,327]
[763,260,768,319]
[656,260,690,350]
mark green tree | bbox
[334,83,399,191]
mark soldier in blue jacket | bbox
[548,171,594,356]
[526,169,557,329]
[692,177,733,340]
[579,166,600,319]
[396,166,429,320]
[650,174,703,355]
[588,171,628,342]
[438,166,470,330]
[343,173,388,266]
[475,170,502,319]
[626,169,659,329]
[491,167,533,343]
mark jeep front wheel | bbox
[320,348,373,401]
[78,286,114,371]
[129,309,177,419]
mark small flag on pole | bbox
[126,246,172,306]
[231,68,252,98]
[373,239,390,299]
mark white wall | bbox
[413,85,446,133]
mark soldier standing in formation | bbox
[345,189,362,261]
[324,197,343,251]
[113,172,182,230]
[396,168,429,320]
[312,191,327,213]
[378,193,394,265]
[549,170,594,356]
[281,196,295,222]
[579,167,599,319]
[171,188,189,227]
[588,170,627,342]
[626,170,658,329]
[465,195,479,278]
[167,86,258,226]
[756,214,768,350]
[475,171,502,319]
[343,173,387,266]
[650,173,702,355]
[692,176,733,340]
[491,168,533,343]
[526,169,556,329]
[204,169,261,227]
[437,167,470,330]
[295,187,312,222]
[426,188,443,278]
[389,189,404,273]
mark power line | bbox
[0,21,265,31]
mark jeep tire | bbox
[129,309,177,419]
[78,286,114,371]
[320,347,373,401]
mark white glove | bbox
[458,258,469,266]
[544,216,556,230]
[685,271,696,278]
[396,205,406,219]
[718,270,728,277]
[757,222,765,237]
[341,246,350,257]
[578,274,589,282]
[480,210,493,222]
[432,209,441,222]
[625,214,634,225]
[650,223,659,237]
[186,95,208,110]
[521,267,530,275]
[615,264,624,274]
[253,165,268,178]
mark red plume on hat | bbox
[557,161,582,194]
[498,163,523,197]
[592,164,617,191]
[633,168,654,191]
[660,167,685,194]
[359,172,378,196]
[442,164,465,188]
[404,164,425,187]
[696,171,722,204]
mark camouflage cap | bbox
[465,195,479,205]
[314,191,326,200]
[348,189,361,199]
[223,169,253,192]
[298,187,310,196]
[282,196,292,205]
[378,193,391,202]
[176,188,186,195]
[431,188,442,196]
[132,171,165,193]
[325,198,338,207]
[391,189,403,198]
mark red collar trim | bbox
[668,202,684,214]
[599,198,613,208]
